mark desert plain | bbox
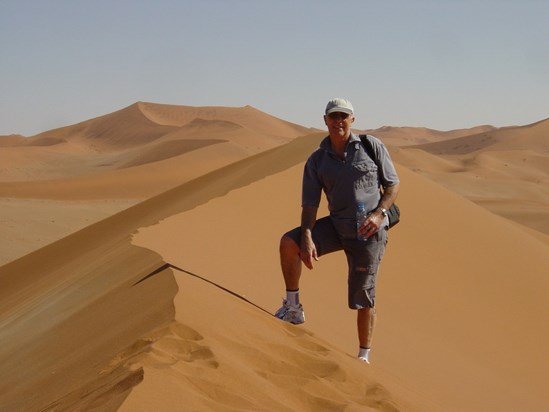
[0,102,548,411]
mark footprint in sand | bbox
[249,330,345,384]
[101,339,154,374]
[146,322,219,369]
[364,383,401,412]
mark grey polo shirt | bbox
[302,133,399,238]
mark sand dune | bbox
[137,101,317,139]
[0,102,310,183]
[409,117,549,154]
[0,134,26,145]
[1,103,548,411]
[118,273,426,412]
[0,102,313,263]
[0,102,310,192]
[392,118,549,234]
[359,124,497,147]
[0,198,137,266]
[131,140,549,411]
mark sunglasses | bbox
[327,112,350,120]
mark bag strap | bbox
[358,134,378,166]
[359,134,385,194]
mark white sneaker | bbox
[358,355,370,364]
[358,347,370,364]
[274,299,305,324]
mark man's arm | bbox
[300,205,319,269]
[359,183,400,239]
[377,183,399,213]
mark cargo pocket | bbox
[348,261,379,309]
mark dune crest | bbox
[137,101,314,139]
[392,118,549,234]
[410,117,549,154]
[360,124,498,147]
[0,103,317,263]
[0,102,310,186]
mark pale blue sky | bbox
[1,0,548,136]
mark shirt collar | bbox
[320,132,360,152]
[348,132,360,144]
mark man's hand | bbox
[358,183,399,239]
[358,211,384,239]
[300,231,319,270]
[300,206,319,269]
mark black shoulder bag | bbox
[359,134,401,228]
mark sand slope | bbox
[392,118,549,235]
[0,101,310,188]
[0,102,312,264]
[359,124,497,147]
[131,136,549,411]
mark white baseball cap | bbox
[325,98,354,115]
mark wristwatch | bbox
[378,207,388,217]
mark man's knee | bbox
[280,234,299,255]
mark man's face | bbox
[324,111,355,138]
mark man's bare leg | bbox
[357,307,376,363]
[275,235,306,324]
[279,235,302,290]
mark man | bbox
[275,98,400,364]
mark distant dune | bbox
[392,118,549,234]
[0,102,315,264]
[408,117,549,154]
[0,102,311,183]
[0,103,547,411]
[359,124,498,147]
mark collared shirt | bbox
[302,133,399,237]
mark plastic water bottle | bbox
[357,203,368,241]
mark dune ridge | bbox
[0,102,312,190]
[0,102,315,262]
[391,118,549,235]
[359,124,497,147]
[409,117,549,154]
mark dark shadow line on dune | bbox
[134,262,272,316]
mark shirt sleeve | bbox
[301,152,323,207]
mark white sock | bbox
[286,290,300,307]
[358,347,370,363]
